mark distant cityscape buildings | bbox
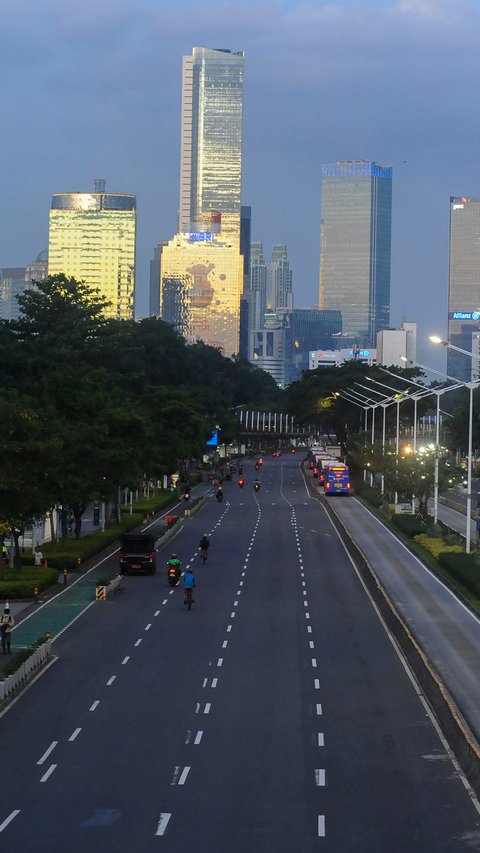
[447,196,480,381]
[48,181,136,320]
[5,47,473,393]
[319,160,393,348]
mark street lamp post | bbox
[429,338,480,553]
[342,386,395,489]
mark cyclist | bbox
[199,534,210,562]
[183,567,196,608]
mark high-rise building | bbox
[267,244,293,313]
[0,250,48,321]
[319,160,392,347]
[160,47,245,355]
[447,196,480,381]
[178,47,244,244]
[48,182,136,319]
[291,307,343,380]
[160,233,243,357]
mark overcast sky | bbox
[2,0,479,369]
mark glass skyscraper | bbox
[178,47,244,244]
[447,196,480,380]
[48,184,136,320]
[319,160,392,347]
[160,47,245,356]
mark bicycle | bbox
[200,547,208,564]
[184,587,194,610]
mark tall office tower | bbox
[238,205,252,358]
[291,307,343,380]
[267,244,293,313]
[319,160,392,347]
[160,47,245,356]
[249,242,268,329]
[178,47,244,243]
[447,196,480,380]
[160,233,243,357]
[0,268,26,320]
[48,182,136,319]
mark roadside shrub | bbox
[437,552,480,597]
[391,515,429,537]
[0,568,59,599]
[413,534,463,559]
[0,635,49,679]
[353,482,382,507]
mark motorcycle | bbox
[216,490,223,502]
[183,490,191,501]
[254,481,261,492]
[238,478,245,489]
[167,565,181,586]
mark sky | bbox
[2,0,480,371]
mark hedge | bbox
[392,515,430,538]
[0,635,49,679]
[413,534,463,559]
[437,552,480,597]
[0,568,59,599]
[352,481,383,507]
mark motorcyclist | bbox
[167,553,181,580]
[254,479,261,492]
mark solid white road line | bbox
[89,701,100,711]
[69,728,82,742]
[106,676,116,686]
[37,741,57,765]
[40,764,57,783]
[318,815,326,837]
[194,731,203,744]
[0,811,20,832]
[156,813,171,836]
[315,769,326,786]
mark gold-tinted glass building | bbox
[48,187,136,319]
[160,47,244,356]
[160,233,243,357]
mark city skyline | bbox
[2,0,480,369]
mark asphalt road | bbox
[1,458,479,852]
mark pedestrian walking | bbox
[0,606,14,654]
[34,546,43,567]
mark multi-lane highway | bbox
[1,456,480,852]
